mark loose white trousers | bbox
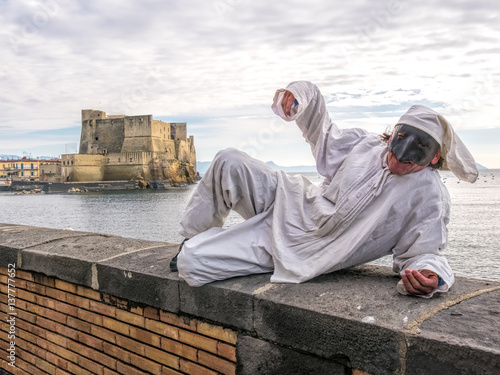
[178,148,277,286]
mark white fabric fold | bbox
[396,105,478,183]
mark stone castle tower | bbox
[61,110,196,184]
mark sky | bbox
[0,0,499,168]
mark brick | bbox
[45,351,69,370]
[198,350,236,375]
[197,321,237,344]
[90,300,116,317]
[35,356,57,374]
[50,342,79,363]
[161,337,197,362]
[55,322,80,341]
[17,288,36,303]
[102,294,128,310]
[160,311,196,331]
[103,368,120,375]
[45,287,68,302]
[178,329,218,354]
[68,340,117,370]
[144,346,180,369]
[217,342,236,362]
[67,361,94,375]
[179,359,218,375]
[45,331,68,348]
[116,362,145,375]
[65,293,90,310]
[130,305,143,316]
[78,331,104,351]
[353,370,372,375]
[12,357,41,375]
[91,325,117,344]
[67,316,91,333]
[161,366,184,375]
[17,309,37,324]
[36,316,58,332]
[145,319,179,340]
[78,356,104,375]
[16,337,46,360]
[35,294,56,310]
[53,300,79,317]
[78,308,103,326]
[129,326,161,347]
[16,270,34,282]
[17,319,45,338]
[144,307,160,320]
[76,285,101,300]
[103,341,131,363]
[103,316,129,336]
[17,328,38,345]
[42,306,67,324]
[56,368,73,375]
[130,353,162,375]
[115,335,145,356]
[33,273,56,288]
[116,309,144,327]
[55,279,77,293]
[26,281,45,296]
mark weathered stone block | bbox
[97,244,180,313]
[236,335,346,375]
[179,273,272,331]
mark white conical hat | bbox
[396,105,478,183]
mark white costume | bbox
[177,81,478,297]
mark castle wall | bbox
[73,110,196,183]
[61,154,105,182]
[80,115,125,155]
[170,123,187,140]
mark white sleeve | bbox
[272,81,368,178]
[392,194,454,298]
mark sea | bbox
[0,170,498,283]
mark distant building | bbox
[0,157,61,181]
[61,110,196,184]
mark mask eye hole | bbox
[397,132,404,138]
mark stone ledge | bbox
[1,223,499,374]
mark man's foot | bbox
[170,238,188,272]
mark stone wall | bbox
[1,224,499,375]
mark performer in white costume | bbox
[172,81,478,298]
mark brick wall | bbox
[0,267,237,375]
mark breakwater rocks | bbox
[8,180,193,194]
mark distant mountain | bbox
[0,154,59,160]
[477,163,487,169]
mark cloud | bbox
[1,0,499,166]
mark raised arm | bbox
[272,81,368,178]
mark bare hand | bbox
[281,90,296,117]
[401,269,439,295]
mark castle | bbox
[61,110,196,184]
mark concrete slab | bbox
[179,273,272,331]
[21,233,163,287]
[252,265,499,374]
[0,223,89,267]
[97,244,181,313]
[406,288,500,375]
[236,335,346,375]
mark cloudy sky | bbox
[1,0,499,167]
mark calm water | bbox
[0,170,498,282]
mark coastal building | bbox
[0,157,61,182]
[61,110,196,184]
[0,157,40,181]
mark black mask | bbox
[388,125,440,166]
